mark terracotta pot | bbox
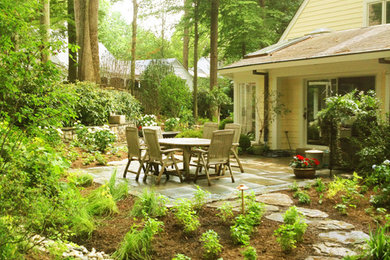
[293,168,316,179]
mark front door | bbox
[306,80,336,145]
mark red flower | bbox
[313,158,320,165]
[304,161,308,166]
[296,155,304,160]
[304,158,309,161]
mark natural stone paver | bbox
[256,193,294,206]
[296,207,329,218]
[305,256,342,260]
[319,231,369,245]
[312,220,355,230]
[313,242,357,257]
[207,200,279,213]
[266,212,311,223]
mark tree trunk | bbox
[89,0,100,83]
[68,0,77,82]
[182,0,190,70]
[40,0,50,62]
[210,0,219,119]
[130,0,138,95]
[78,0,99,83]
[193,0,199,120]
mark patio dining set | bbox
[122,122,245,186]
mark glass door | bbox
[306,80,336,145]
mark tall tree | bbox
[76,0,100,83]
[209,0,219,118]
[68,0,77,82]
[193,0,200,119]
[130,0,138,95]
[182,0,190,70]
[40,0,50,62]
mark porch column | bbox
[269,76,279,150]
[233,81,240,124]
[386,72,390,114]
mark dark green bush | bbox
[239,134,252,152]
[176,129,203,138]
[219,118,233,130]
[67,82,141,126]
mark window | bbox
[367,0,390,26]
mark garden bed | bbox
[69,180,387,259]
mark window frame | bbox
[364,0,390,26]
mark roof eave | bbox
[219,49,390,75]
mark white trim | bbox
[269,76,278,150]
[364,0,389,26]
[279,0,310,42]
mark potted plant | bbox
[289,155,320,178]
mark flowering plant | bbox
[289,155,320,168]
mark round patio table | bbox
[159,138,210,178]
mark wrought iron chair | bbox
[225,123,244,173]
[138,128,183,184]
[193,129,235,186]
[123,126,148,178]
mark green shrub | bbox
[176,129,203,138]
[108,170,129,202]
[95,151,107,166]
[219,118,233,130]
[73,123,117,153]
[200,230,223,259]
[68,81,141,126]
[131,189,168,218]
[314,178,326,193]
[217,202,234,222]
[239,134,251,152]
[67,171,94,187]
[293,190,311,205]
[173,199,200,234]
[113,217,164,260]
[242,246,257,260]
[86,184,118,216]
[165,117,180,131]
[364,224,390,259]
[368,160,390,208]
[192,185,210,211]
[172,254,191,260]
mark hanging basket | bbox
[293,168,316,179]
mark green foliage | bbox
[73,123,117,153]
[86,184,118,216]
[67,172,94,187]
[239,134,252,152]
[274,206,308,252]
[219,118,234,130]
[139,60,174,115]
[314,178,326,193]
[172,254,192,260]
[199,230,223,259]
[327,173,362,212]
[231,192,265,245]
[364,225,390,259]
[113,217,164,260]
[173,199,200,234]
[165,117,180,131]
[108,170,129,202]
[95,151,108,166]
[131,189,168,218]
[159,74,192,118]
[293,190,311,205]
[242,246,258,260]
[192,185,211,211]
[176,129,203,138]
[66,81,141,126]
[335,204,348,215]
[217,202,234,222]
[368,160,390,208]
[289,181,299,192]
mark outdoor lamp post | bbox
[237,184,249,214]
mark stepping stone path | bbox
[209,192,369,259]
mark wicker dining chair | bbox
[139,128,183,184]
[123,126,148,178]
[225,123,244,173]
[202,122,219,139]
[193,129,235,186]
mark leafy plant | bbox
[289,181,299,192]
[192,185,211,211]
[293,190,311,204]
[113,217,164,260]
[108,170,129,202]
[94,151,107,166]
[74,123,117,153]
[314,178,326,193]
[335,203,348,215]
[242,246,257,260]
[217,202,234,222]
[274,224,297,252]
[86,184,118,216]
[290,155,320,168]
[131,189,168,218]
[165,117,180,131]
[175,129,203,138]
[239,134,251,152]
[368,160,390,208]
[67,172,94,187]
[199,230,223,259]
[173,199,200,234]
[172,254,191,260]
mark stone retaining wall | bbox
[61,123,135,143]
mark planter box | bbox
[109,115,126,124]
[293,168,316,179]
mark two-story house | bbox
[219,0,390,151]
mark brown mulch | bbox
[70,182,388,260]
